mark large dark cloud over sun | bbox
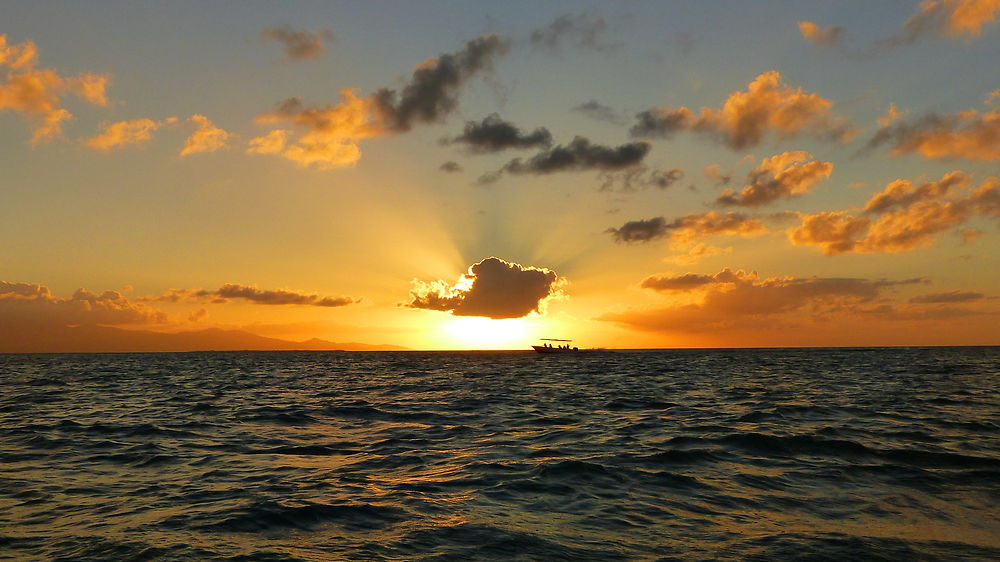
[407,257,561,319]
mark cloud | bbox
[664,243,732,265]
[601,268,920,333]
[84,117,177,150]
[208,284,357,307]
[572,99,624,124]
[498,136,650,177]
[261,26,334,60]
[444,113,551,153]
[0,34,110,144]
[630,71,856,149]
[246,129,291,154]
[798,21,845,46]
[910,290,987,303]
[716,151,833,207]
[440,161,463,172]
[704,163,733,186]
[145,284,358,307]
[253,34,509,170]
[640,268,750,292]
[1,280,166,327]
[877,103,905,128]
[180,114,231,156]
[406,257,561,319]
[607,211,767,246]
[529,13,620,53]
[862,170,967,213]
[253,90,380,169]
[598,166,684,192]
[899,0,1000,43]
[789,171,1000,254]
[370,34,510,132]
[866,107,1000,161]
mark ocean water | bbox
[1,348,999,561]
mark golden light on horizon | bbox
[443,316,531,350]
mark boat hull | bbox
[532,345,580,353]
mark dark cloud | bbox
[630,107,693,139]
[445,113,552,153]
[909,290,987,304]
[207,284,356,307]
[261,26,334,60]
[372,34,510,132]
[715,151,833,208]
[606,216,669,243]
[573,99,624,125]
[530,13,620,53]
[407,257,561,319]
[502,136,650,175]
[640,269,744,292]
[599,167,684,192]
[440,161,463,173]
[147,284,358,307]
[607,211,767,245]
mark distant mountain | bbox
[0,324,408,353]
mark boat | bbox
[532,338,585,353]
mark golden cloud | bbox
[0,34,110,144]
[904,0,1000,39]
[252,34,509,170]
[246,129,290,155]
[877,103,905,128]
[631,71,856,149]
[716,151,833,207]
[84,117,177,151]
[0,280,167,326]
[602,268,921,334]
[789,171,1000,254]
[180,114,231,156]
[798,21,844,45]
[868,108,1000,161]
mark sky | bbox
[2,0,1000,351]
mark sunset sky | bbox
[3,1,999,350]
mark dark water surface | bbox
[2,348,999,560]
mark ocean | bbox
[1,348,998,560]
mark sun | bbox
[443,316,529,349]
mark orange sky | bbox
[2,2,1000,351]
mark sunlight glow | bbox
[443,316,529,350]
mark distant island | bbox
[0,324,407,353]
